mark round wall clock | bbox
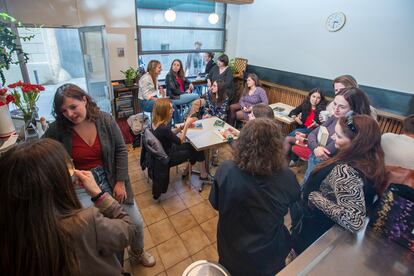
[326,12,346,32]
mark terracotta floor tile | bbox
[200,216,218,243]
[148,218,177,245]
[157,236,190,269]
[169,210,198,234]
[133,180,152,195]
[199,185,212,200]
[165,257,193,276]
[136,190,157,210]
[178,190,204,208]
[143,227,155,250]
[191,244,219,263]
[180,226,211,255]
[141,204,167,226]
[189,201,217,224]
[161,195,187,216]
[156,272,167,276]
[173,179,192,194]
[132,247,165,276]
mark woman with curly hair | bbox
[209,118,301,275]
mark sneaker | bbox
[129,249,156,267]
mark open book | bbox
[317,126,329,147]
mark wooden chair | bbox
[233,57,248,78]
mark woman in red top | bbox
[284,88,327,164]
[165,59,200,122]
[45,84,155,267]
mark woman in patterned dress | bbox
[292,114,385,254]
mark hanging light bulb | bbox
[208,13,219,24]
[164,8,176,22]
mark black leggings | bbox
[168,142,205,167]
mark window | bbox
[136,0,226,78]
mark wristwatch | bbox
[91,191,105,202]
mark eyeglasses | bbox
[346,114,357,133]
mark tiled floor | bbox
[126,144,305,276]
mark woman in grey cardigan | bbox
[45,84,155,267]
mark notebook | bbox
[317,126,329,147]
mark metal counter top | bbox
[278,224,414,275]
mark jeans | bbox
[171,93,200,123]
[75,166,145,253]
[140,99,155,113]
[302,153,321,185]
[288,128,312,137]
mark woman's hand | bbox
[74,170,102,197]
[185,116,197,127]
[314,146,330,160]
[159,86,165,97]
[207,79,211,88]
[189,83,194,91]
[202,114,211,119]
[294,114,303,125]
[113,181,127,203]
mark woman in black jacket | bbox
[165,59,200,123]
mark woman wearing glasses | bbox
[44,84,155,267]
[302,87,373,183]
[0,139,133,275]
[292,114,385,254]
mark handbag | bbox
[369,183,414,252]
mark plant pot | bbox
[0,105,16,138]
[125,79,134,87]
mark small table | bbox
[269,102,295,124]
[180,117,239,190]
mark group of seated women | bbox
[2,68,411,276]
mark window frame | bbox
[136,4,227,57]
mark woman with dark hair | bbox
[210,118,301,275]
[207,54,235,103]
[228,73,268,126]
[302,87,373,183]
[204,52,215,75]
[0,139,133,275]
[288,88,327,135]
[44,84,155,267]
[293,115,385,254]
[138,59,165,113]
[283,88,327,165]
[165,59,199,122]
[200,80,229,121]
[151,98,208,181]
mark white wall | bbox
[226,0,414,94]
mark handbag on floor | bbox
[369,183,414,252]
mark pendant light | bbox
[208,13,219,24]
[164,3,176,22]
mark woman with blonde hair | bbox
[138,60,166,113]
[151,98,208,180]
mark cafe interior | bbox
[1,0,413,275]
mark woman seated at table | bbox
[209,118,301,275]
[228,73,268,126]
[292,114,385,254]
[283,88,327,164]
[138,59,165,113]
[200,80,229,121]
[165,59,199,122]
[302,87,372,183]
[207,54,235,103]
[45,84,155,266]
[0,139,133,275]
[151,98,208,180]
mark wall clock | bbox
[326,12,346,32]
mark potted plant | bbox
[0,12,34,86]
[0,87,16,137]
[120,67,140,87]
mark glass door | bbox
[78,26,112,114]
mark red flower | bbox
[6,94,15,103]
[0,88,8,95]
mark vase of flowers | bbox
[0,87,16,138]
[8,81,44,140]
